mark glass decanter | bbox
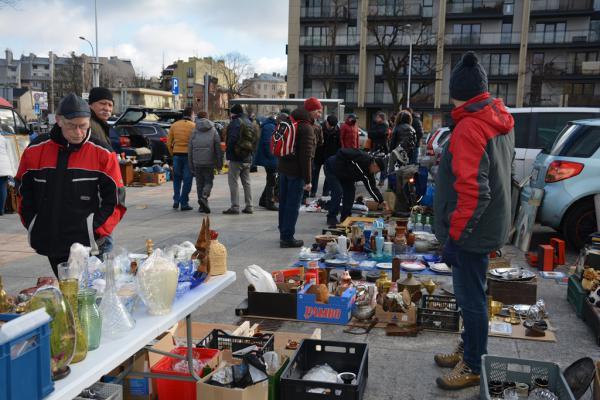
[99,254,135,338]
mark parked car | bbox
[522,119,600,249]
[428,107,600,182]
[0,101,31,168]
[111,107,179,166]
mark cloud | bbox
[254,57,287,75]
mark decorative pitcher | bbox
[78,288,102,350]
[336,235,351,258]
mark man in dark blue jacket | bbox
[255,114,278,211]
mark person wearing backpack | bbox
[255,113,278,211]
[276,97,320,248]
[223,104,256,215]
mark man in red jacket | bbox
[16,93,126,277]
[340,114,359,149]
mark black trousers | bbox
[260,167,277,206]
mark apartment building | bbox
[242,73,288,114]
[287,0,600,130]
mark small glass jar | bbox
[78,288,102,351]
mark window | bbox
[272,85,276,91]
[423,0,433,17]
[304,25,330,46]
[375,56,384,75]
[552,125,600,158]
[488,83,509,101]
[503,0,514,15]
[187,88,193,97]
[533,112,600,149]
[481,53,511,75]
[501,23,513,44]
[187,67,194,78]
[412,54,431,75]
[452,24,481,45]
[263,84,268,90]
[571,51,598,73]
[374,81,385,103]
[512,113,531,148]
[535,22,566,44]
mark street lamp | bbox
[405,24,413,109]
[79,36,99,87]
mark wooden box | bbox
[487,277,538,305]
[140,172,166,185]
[119,162,134,186]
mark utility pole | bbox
[204,73,210,115]
[405,24,413,109]
[93,0,99,87]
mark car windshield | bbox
[0,108,15,134]
[551,123,600,158]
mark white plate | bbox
[325,259,348,266]
[376,262,393,269]
[430,262,451,274]
[401,261,426,271]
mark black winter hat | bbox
[230,104,243,115]
[88,87,113,104]
[326,114,338,126]
[57,93,91,119]
[449,52,488,101]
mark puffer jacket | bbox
[16,124,126,257]
[255,117,277,170]
[434,92,515,254]
[390,123,416,152]
[277,107,315,184]
[340,119,359,149]
[167,117,195,155]
[188,118,223,170]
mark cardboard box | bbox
[297,283,356,325]
[375,304,417,325]
[140,172,166,185]
[196,364,269,400]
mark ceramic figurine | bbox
[192,217,212,274]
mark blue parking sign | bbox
[171,78,179,95]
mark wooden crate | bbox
[487,277,538,305]
[119,162,134,186]
[139,172,166,185]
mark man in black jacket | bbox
[88,87,114,149]
[312,114,339,197]
[368,111,389,185]
[405,107,424,164]
[324,148,386,226]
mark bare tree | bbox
[54,52,84,103]
[215,52,254,98]
[367,17,439,111]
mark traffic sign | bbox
[171,77,179,95]
[34,103,40,115]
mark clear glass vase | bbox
[99,255,135,338]
[137,249,179,315]
[58,263,87,363]
[78,288,102,350]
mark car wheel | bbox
[562,199,596,250]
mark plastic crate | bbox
[297,284,356,325]
[480,355,575,400]
[0,310,54,400]
[417,294,461,332]
[280,339,369,400]
[567,275,587,318]
[196,328,274,356]
[150,347,220,400]
[75,382,123,400]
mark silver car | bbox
[523,119,600,249]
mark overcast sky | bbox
[0,0,289,77]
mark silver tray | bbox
[489,267,536,281]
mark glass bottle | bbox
[100,254,135,338]
[58,264,87,363]
[415,214,424,231]
[78,288,102,350]
[423,216,432,233]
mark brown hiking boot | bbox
[434,343,463,368]
[436,361,480,390]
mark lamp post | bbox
[79,36,99,88]
[405,24,413,109]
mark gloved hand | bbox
[442,239,460,267]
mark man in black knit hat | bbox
[88,87,114,149]
[433,51,515,390]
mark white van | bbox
[426,107,600,182]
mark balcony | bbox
[305,64,359,77]
[445,32,521,48]
[529,30,600,48]
[446,1,508,19]
[367,2,431,20]
[374,66,436,79]
[484,63,519,78]
[566,94,600,107]
[530,0,598,16]
[365,91,434,106]
[300,5,350,20]
[300,34,360,48]
[301,89,358,104]
[531,61,600,79]
[367,34,437,49]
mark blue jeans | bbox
[0,176,7,215]
[443,241,489,374]
[324,160,355,222]
[278,174,304,241]
[172,155,193,206]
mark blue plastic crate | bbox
[0,309,54,400]
[297,284,356,325]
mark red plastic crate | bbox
[150,347,220,400]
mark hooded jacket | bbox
[277,107,315,184]
[16,124,126,257]
[188,118,223,170]
[368,121,389,153]
[255,116,277,170]
[89,110,112,150]
[434,92,515,254]
[329,148,384,204]
[340,118,359,149]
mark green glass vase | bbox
[59,278,88,363]
[78,288,102,351]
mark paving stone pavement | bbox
[1,170,598,399]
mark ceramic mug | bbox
[515,382,529,397]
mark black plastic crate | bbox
[280,339,368,400]
[196,329,274,356]
[417,294,461,332]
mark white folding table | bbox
[45,271,236,400]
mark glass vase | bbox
[28,286,76,380]
[78,288,102,350]
[58,265,87,363]
[137,249,179,315]
[100,254,135,338]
